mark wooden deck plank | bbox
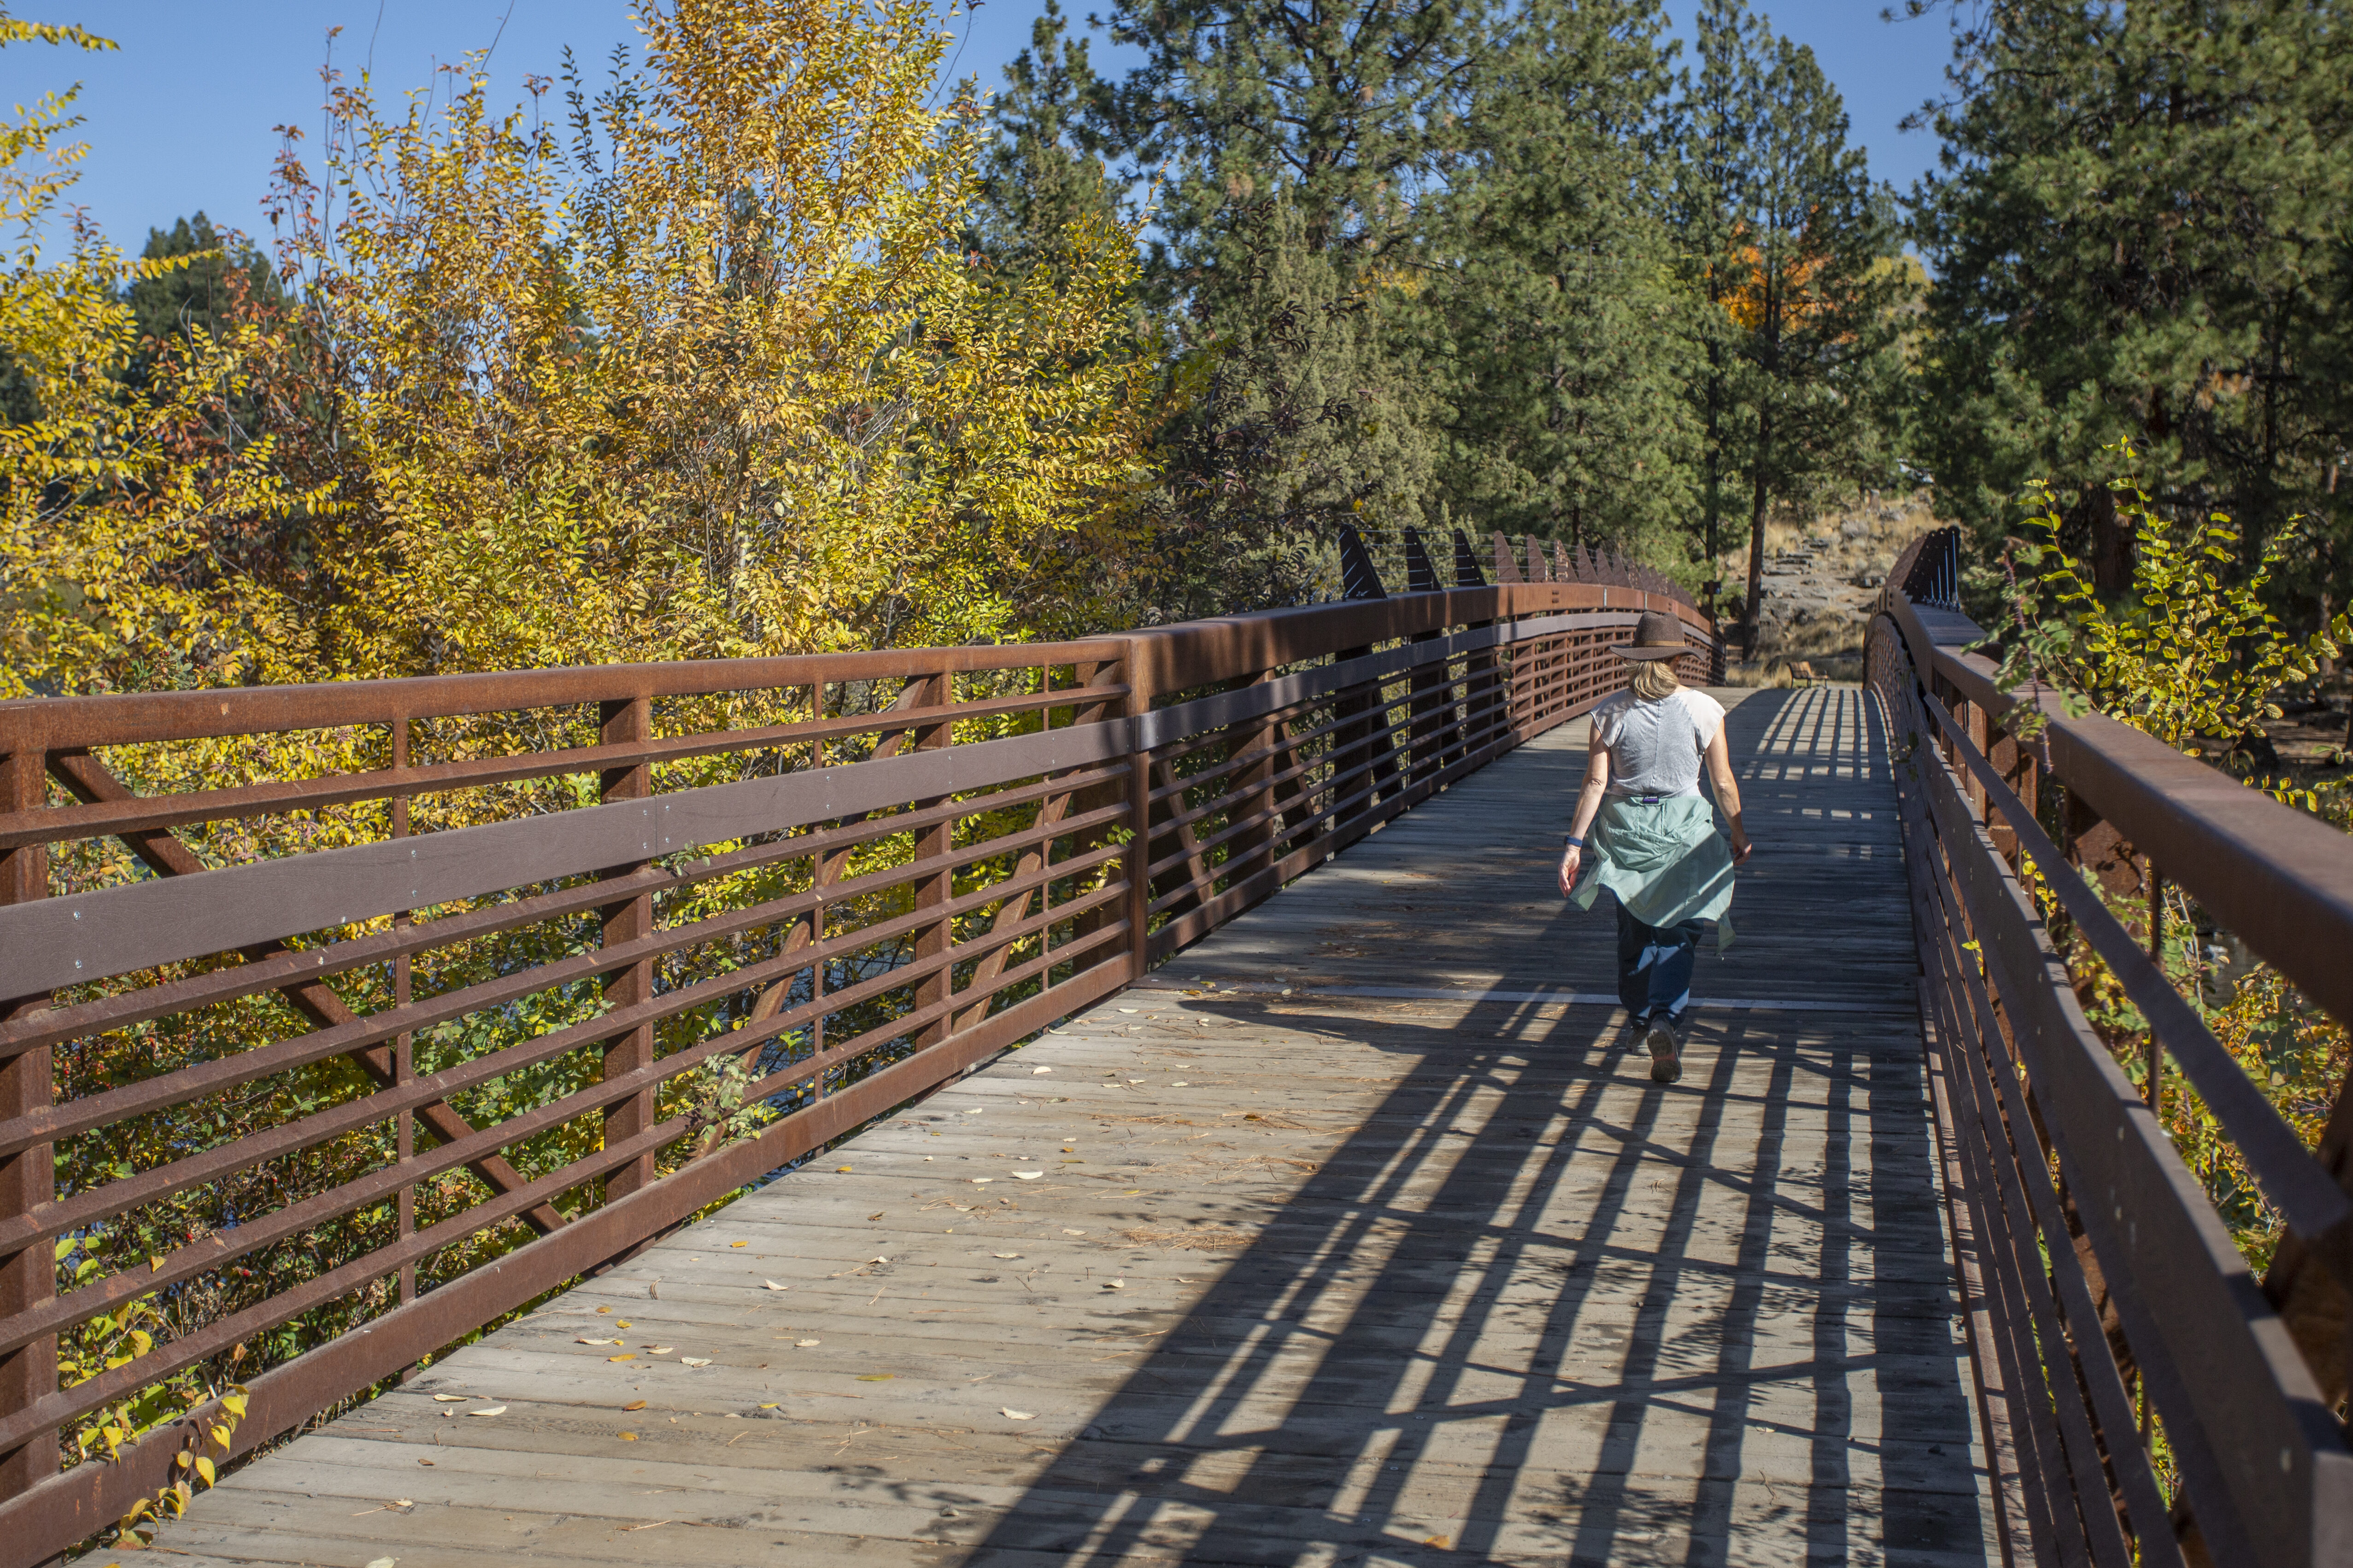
[152,686,1997,1567]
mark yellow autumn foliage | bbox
[2,0,1151,704]
[0,2,1155,1480]
[284,0,1147,679]
[0,18,336,700]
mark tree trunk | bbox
[1743,481,1769,658]
[2080,484,2131,597]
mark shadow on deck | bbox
[155,687,1992,1568]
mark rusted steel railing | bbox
[0,530,1713,1557]
[1871,534,2353,1568]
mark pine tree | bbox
[1417,0,1700,563]
[1684,6,1907,640]
[969,0,1118,286]
[124,213,283,393]
[1084,0,1477,591]
[1911,0,2353,602]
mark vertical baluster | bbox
[0,746,55,1502]
[599,695,656,1205]
[1223,671,1277,889]
[391,718,416,1318]
[1124,645,1154,981]
[2145,870,2165,1116]
[909,670,955,1051]
[805,684,831,1065]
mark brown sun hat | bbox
[1615,610,1688,661]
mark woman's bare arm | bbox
[1556,731,1612,897]
[1706,729,1754,864]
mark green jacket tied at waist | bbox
[1572,794,1737,951]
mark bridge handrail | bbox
[0,559,1715,1557]
[1869,531,2353,1568]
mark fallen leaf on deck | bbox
[1013,1171,1043,1180]
[970,1177,994,1184]
[1032,1065,1051,1075]
[836,1165,853,1172]
[1172,1081,1189,1087]
[760,1402,780,1409]
[619,1431,638,1441]
[763,1280,788,1291]
[1425,1538,1450,1549]
[681,1357,713,1368]
[868,1211,885,1221]
[645,1345,674,1354]
[365,1558,397,1568]
[623,1400,647,1411]
[417,1458,434,1466]
[796,1339,820,1347]
[430,1393,467,1402]
[609,1354,638,1362]
[466,1406,506,1417]
[1063,1228,1087,1235]
[1106,1280,1126,1289]
[1002,1408,1036,1420]
[730,1240,746,1247]
[994,1252,1021,1259]
[576,1337,621,1345]
[617,1320,633,1328]
[1118,1008,1138,1013]
[857,1374,894,1382]
[597,1306,611,1313]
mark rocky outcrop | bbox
[1732,495,1942,679]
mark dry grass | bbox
[1709,488,1946,685]
[1119,1226,1256,1251]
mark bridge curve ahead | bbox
[147,686,1999,1567]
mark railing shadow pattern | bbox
[956,689,1984,1566]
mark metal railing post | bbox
[0,746,56,1502]
[1123,644,1154,980]
[908,672,956,1051]
[599,695,657,1205]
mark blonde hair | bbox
[1631,658,1682,701]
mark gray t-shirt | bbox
[1590,688,1725,798]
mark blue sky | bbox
[7,1,1959,256]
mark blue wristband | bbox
[1563,834,1584,848]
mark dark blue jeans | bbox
[1616,899,1705,1026]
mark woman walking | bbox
[1555,611,1754,1083]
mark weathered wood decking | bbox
[150,685,1994,1567]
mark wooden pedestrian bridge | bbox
[0,530,2350,1566]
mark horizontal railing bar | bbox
[0,761,1129,1060]
[1882,650,2274,1567]
[0,947,1133,1562]
[1131,609,1639,752]
[2,838,1129,1272]
[0,686,1130,852]
[0,715,1135,997]
[1912,702,2347,1567]
[1126,585,1710,695]
[1144,689,1546,961]
[0,644,1130,755]
[0,868,1131,1354]
[1147,687,1533,917]
[1916,686,2353,1258]
[1148,700,1432,843]
[1900,791,2181,1562]
[1887,593,2353,1036]
[728,896,1131,1108]
[0,806,1132,1159]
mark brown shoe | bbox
[1645,1018,1681,1083]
